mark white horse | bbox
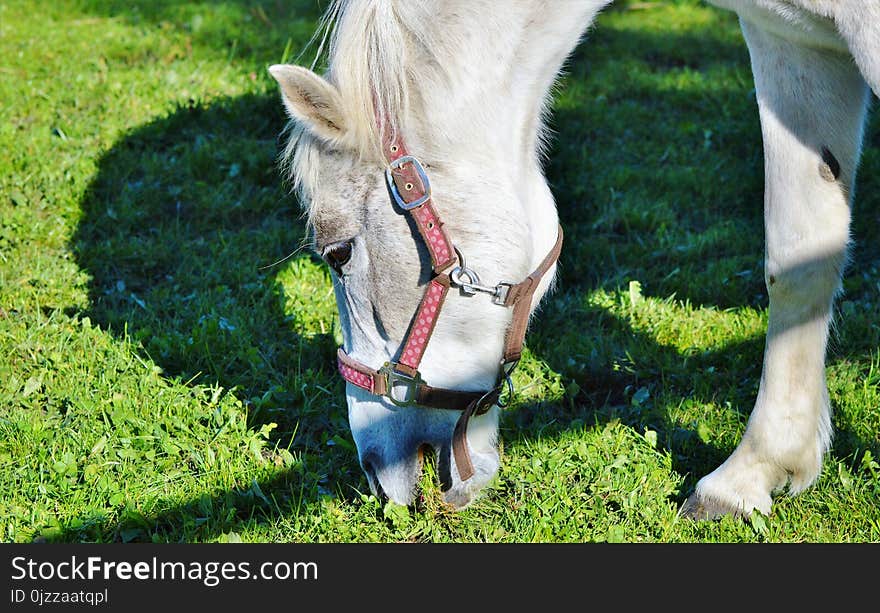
[268,0,879,518]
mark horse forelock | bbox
[282,0,438,220]
[304,0,432,158]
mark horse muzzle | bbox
[348,394,501,508]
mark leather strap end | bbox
[452,401,478,482]
[337,347,386,396]
[450,389,500,482]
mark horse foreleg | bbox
[683,18,871,519]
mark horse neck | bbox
[405,2,596,157]
[399,0,609,264]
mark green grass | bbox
[1,0,878,543]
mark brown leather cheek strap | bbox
[501,226,564,364]
[449,226,563,481]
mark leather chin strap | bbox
[336,132,563,484]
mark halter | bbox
[336,131,563,483]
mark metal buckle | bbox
[378,363,424,407]
[474,387,501,415]
[385,155,431,211]
[492,283,512,306]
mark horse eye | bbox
[322,240,353,275]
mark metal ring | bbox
[496,374,515,409]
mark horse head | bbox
[268,0,597,507]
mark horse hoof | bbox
[679,492,748,521]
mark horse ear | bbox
[268,64,348,144]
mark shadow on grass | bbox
[64,4,880,542]
[69,89,375,541]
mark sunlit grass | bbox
[1,0,878,543]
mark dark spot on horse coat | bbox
[769,274,776,286]
[819,146,840,182]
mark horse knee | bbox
[765,247,847,315]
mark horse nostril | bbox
[417,443,433,466]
